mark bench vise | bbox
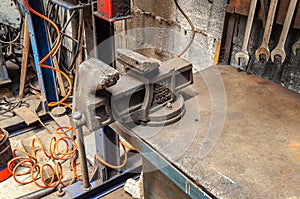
[73,49,193,134]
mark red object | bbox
[0,161,14,182]
[0,129,13,182]
[96,0,131,22]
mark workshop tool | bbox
[72,51,193,188]
[235,0,258,68]
[271,0,298,63]
[255,0,278,62]
[260,0,268,28]
[292,37,300,55]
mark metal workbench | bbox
[116,65,300,199]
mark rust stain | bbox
[289,142,300,161]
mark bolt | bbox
[165,102,173,110]
[72,112,82,120]
[84,186,92,192]
[57,186,65,197]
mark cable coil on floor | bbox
[7,127,81,188]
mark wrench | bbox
[255,0,278,62]
[260,0,268,28]
[271,0,298,63]
[235,0,258,67]
[292,37,300,55]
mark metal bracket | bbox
[51,0,92,10]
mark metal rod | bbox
[73,112,91,190]
[77,126,90,189]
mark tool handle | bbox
[261,0,278,48]
[277,0,298,48]
[242,0,258,51]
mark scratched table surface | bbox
[121,65,300,198]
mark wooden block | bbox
[13,107,39,126]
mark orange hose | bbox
[23,0,73,110]
[120,140,136,151]
[8,135,79,188]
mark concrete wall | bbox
[115,0,227,71]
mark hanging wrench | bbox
[260,0,268,28]
[271,0,298,63]
[255,0,278,62]
[292,37,300,55]
[235,0,258,68]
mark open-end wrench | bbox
[260,0,268,28]
[255,0,278,61]
[271,0,298,63]
[292,37,300,55]
[235,0,258,67]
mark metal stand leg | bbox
[72,112,91,190]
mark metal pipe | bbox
[77,125,91,190]
[72,112,91,190]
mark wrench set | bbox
[236,0,299,69]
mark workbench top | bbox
[119,65,300,198]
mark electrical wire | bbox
[68,10,83,72]
[0,31,21,45]
[47,8,78,74]
[174,0,195,57]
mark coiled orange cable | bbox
[8,134,79,188]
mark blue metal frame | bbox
[25,1,59,105]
